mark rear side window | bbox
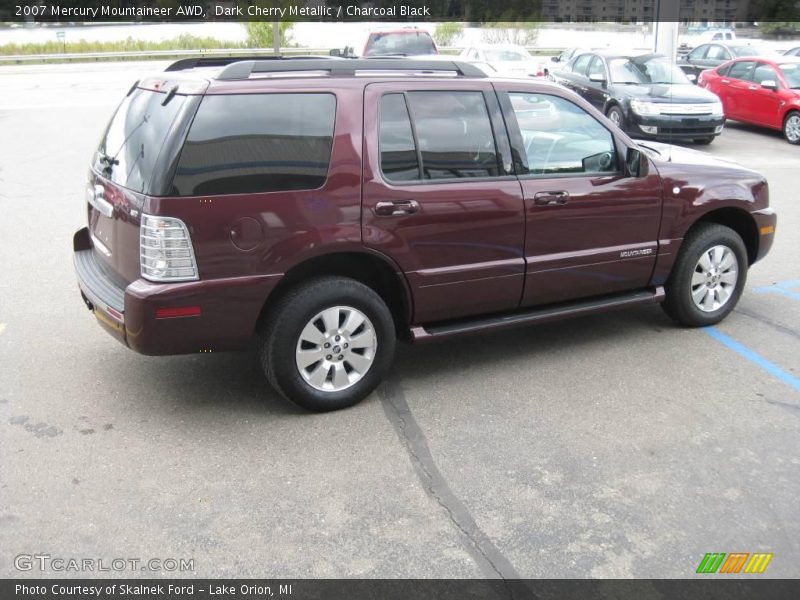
[171,93,336,196]
[379,94,420,181]
[95,88,186,194]
[728,61,756,81]
[409,91,499,180]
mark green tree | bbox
[245,22,294,49]
[434,23,464,47]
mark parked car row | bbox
[546,44,800,145]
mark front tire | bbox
[606,105,625,130]
[694,136,714,145]
[260,276,396,412]
[783,111,800,145]
[662,223,748,327]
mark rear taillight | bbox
[139,214,199,282]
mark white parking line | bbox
[0,323,6,336]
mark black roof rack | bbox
[164,55,337,73]
[216,57,488,80]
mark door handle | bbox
[748,85,759,90]
[721,79,729,84]
[533,191,569,206]
[374,199,420,217]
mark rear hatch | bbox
[87,78,205,285]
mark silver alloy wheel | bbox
[691,244,739,313]
[785,114,800,143]
[609,109,621,125]
[295,305,377,392]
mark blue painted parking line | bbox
[702,327,800,393]
[756,279,800,301]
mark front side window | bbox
[507,93,617,176]
[571,54,593,76]
[753,63,779,85]
[587,56,606,79]
[171,93,335,196]
[778,63,800,89]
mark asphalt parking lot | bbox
[0,61,798,579]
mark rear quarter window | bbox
[171,93,336,196]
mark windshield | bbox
[95,88,186,193]
[609,56,691,84]
[732,46,759,57]
[364,32,436,56]
[779,63,800,88]
[484,49,529,62]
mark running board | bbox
[410,287,665,343]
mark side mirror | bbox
[686,73,697,82]
[551,56,559,62]
[625,147,642,178]
[761,79,778,90]
[329,48,341,57]
[589,73,606,83]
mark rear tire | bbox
[260,276,396,412]
[783,111,800,145]
[662,223,747,327]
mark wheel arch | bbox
[255,251,413,337]
[694,206,759,265]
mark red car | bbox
[699,56,800,144]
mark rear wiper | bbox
[99,152,119,166]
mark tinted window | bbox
[717,63,732,76]
[572,54,593,76]
[379,94,420,182]
[172,93,335,196]
[95,88,186,194]
[752,63,778,85]
[364,32,436,56]
[508,93,617,176]
[406,91,500,180]
[688,45,708,61]
[728,61,756,81]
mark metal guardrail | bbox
[0,46,566,65]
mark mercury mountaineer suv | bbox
[73,57,777,411]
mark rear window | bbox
[171,93,336,196]
[95,88,186,194]
[364,32,436,57]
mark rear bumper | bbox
[752,208,777,263]
[73,227,281,355]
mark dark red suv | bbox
[74,57,777,411]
